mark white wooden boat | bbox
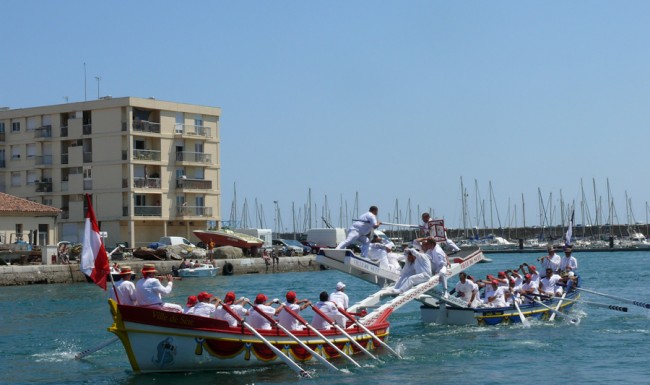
[107,299,391,373]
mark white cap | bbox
[336,282,346,290]
[568,271,575,277]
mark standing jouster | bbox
[336,206,381,257]
[420,212,460,253]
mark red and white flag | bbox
[80,194,110,290]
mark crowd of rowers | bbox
[109,266,354,331]
[428,244,578,309]
[360,233,579,308]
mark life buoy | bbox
[222,262,234,276]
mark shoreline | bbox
[0,256,320,287]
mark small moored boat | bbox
[177,264,218,278]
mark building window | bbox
[11,172,21,187]
[0,122,5,133]
[12,121,20,132]
[11,145,20,160]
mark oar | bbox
[576,287,650,310]
[251,305,339,372]
[513,300,531,328]
[74,336,119,360]
[549,292,567,321]
[525,296,579,324]
[309,304,378,361]
[336,307,401,358]
[222,304,311,378]
[282,306,361,368]
[534,293,628,313]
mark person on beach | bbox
[246,294,280,330]
[213,291,249,326]
[276,291,311,330]
[329,281,349,310]
[311,291,345,329]
[391,247,432,294]
[337,206,381,257]
[134,264,183,312]
[109,266,137,306]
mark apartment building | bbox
[0,97,221,248]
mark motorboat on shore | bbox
[193,229,263,253]
[176,263,218,278]
[107,299,392,373]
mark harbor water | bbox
[2,250,650,384]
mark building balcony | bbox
[35,126,53,140]
[134,206,162,216]
[133,149,161,161]
[61,153,68,164]
[61,126,68,137]
[176,178,212,190]
[133,120,161,134]
[175,151,212,164]
[35,181,53,193]
[82,124,92,135]
[176,205,212,217]
[174,124,212,138]
[132,177,161,189]
[35,155,53,167]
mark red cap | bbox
[498,271,506,278]
[224,291,236,304]
[186,295,198,306]
[286,291,297,302]
[487,274,495,280]
[198,291,213,301]
[525,274,531,279]
[255,293,267,304]
[530,265,537,271]
[491,279,499,285]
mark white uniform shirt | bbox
[560,256,578,272]
[247,304,276,330]
[455,280,478,302]
[214,304,247,327]
[311,300,341,330]
[488,286,508,307]
[329,291,349,309]
[542,254,562,271]
[352,211,378,236]
[192,302,216,317]
[135,277,173,306]
[278,302,303,330]
[426,244,447,271]
[540,274,563,295]
[109,279,137,305]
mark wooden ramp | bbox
[321,247,486,325]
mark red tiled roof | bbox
[0,192,61,215]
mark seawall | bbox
[0,256,320,287]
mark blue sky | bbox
[2,1,649,232]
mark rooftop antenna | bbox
[84,62,87,101]
[94,76,102,99]
[63,96,69,103]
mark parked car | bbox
[272,239,303,256]
[283,239,311,254]
[301,241,321,254]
